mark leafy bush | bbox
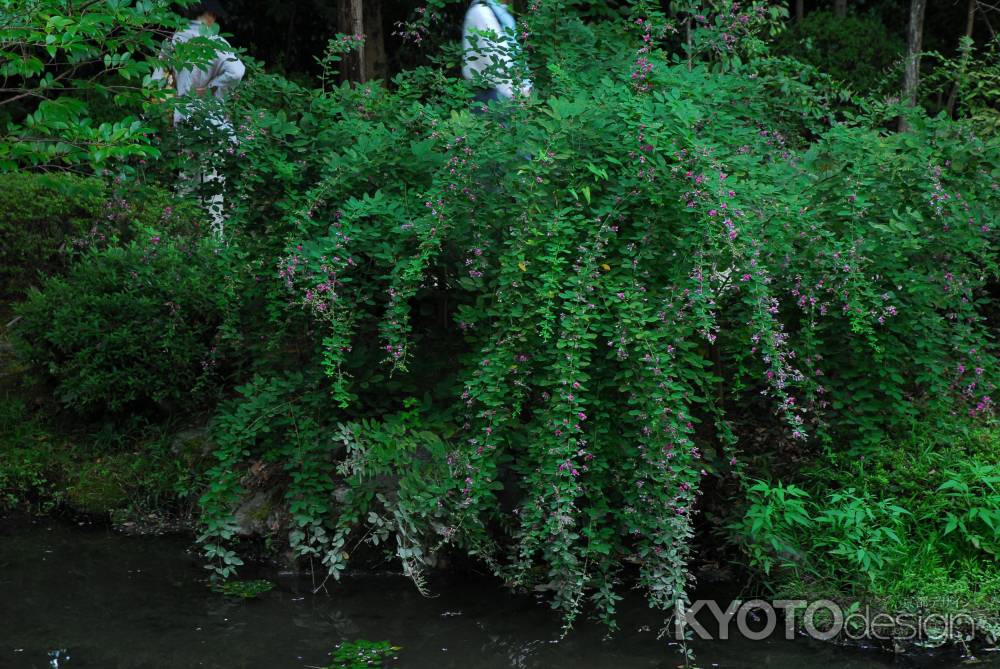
[0,173,104,297]
[199,372,455,588]
[12,234,229,416]
[187,0,999,634]
[736,481,911,585]
[0,172,201,297]
[775,10,904,94]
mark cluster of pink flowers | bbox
[692,1,769,56]
[276,211,356,317]
[392,6,432,45]
[970,395,994,418]
[631,18,654,92]
[949,349,996,419]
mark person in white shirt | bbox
[152,0,244,237]
[461,0,532,103]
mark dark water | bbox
[0,519,995,669]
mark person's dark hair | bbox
[182,0,228,20]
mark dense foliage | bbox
[0,173,104,296]
[775,10,903,94]
[0,172,199,296]
[188,0,999,631]
[1,0,998,646]
[14,234,228,415]
[0,0,180,166]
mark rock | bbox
[171,426,214,457]
[232,488,284,537]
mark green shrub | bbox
[182,0,1000,633]
[0,173,104,297]
[923,36,1000,132]
[0,172,201,297]
[12,234,229,416]
[775,11,904,94]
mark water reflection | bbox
[0,518,994,669]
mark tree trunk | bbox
[834,0,847,18]
[796,0,805,23]
[946,0,977,117]
[900,0,927,130]
[337,0,367,83]
[363,0,387,82]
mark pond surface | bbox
[0,518,995,669]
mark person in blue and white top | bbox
[461,0,532,103]
[151,0,244,238]
[152,0,245,129]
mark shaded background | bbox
[208,0,989,85]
